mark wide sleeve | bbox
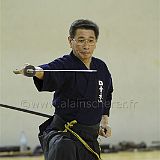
[101,61,113,116]
[33,58,68,92]
[103,77,113,116]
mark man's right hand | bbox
[13,64,44,79]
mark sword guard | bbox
[23,65,36,77]
[13,65,36,77]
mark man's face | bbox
[68,29,97,62]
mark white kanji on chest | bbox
[98,80,103,102]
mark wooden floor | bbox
[0,151,159,160]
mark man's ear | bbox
[68,36,72,48]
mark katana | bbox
[0,103,52,118]
[13,65,97,77]
[13,69,97,74]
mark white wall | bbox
[0,0,159,149]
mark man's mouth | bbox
[80,52,90,55]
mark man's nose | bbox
[83,42,90,49]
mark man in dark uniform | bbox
[21,19,113,160]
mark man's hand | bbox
[13,64,44,79]
[13,63,35,77]
[99,115,112,138]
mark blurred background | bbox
[0,0,159,159]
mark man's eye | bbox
[78,39,85,43]
[89,40,94,43]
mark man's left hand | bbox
[99,125,111,138]
[99,115,112,138]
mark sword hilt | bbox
[13,70,22,74]
[13,65,36,77]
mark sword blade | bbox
[28,69,97,72]
[0,103,52,118]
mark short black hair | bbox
[69,19,99,40]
